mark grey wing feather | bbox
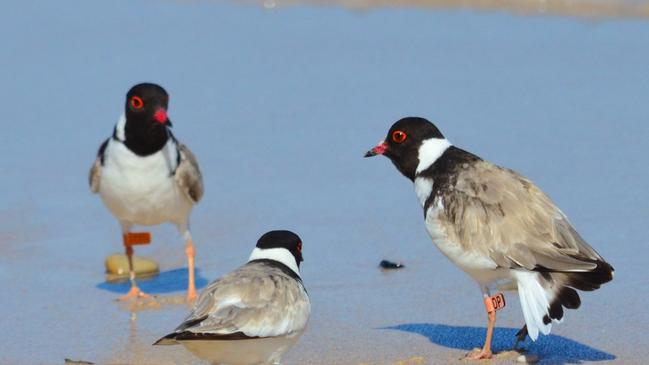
[176,263,310,338]
[175,143,204,203]
[89,158,101,193]
[442,160,603,272]
[89,139,108,194]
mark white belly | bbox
[424,199,508,286]
[99,140,192,226]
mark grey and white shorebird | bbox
[89,83,204,302]
[154,230,310,365]
[365,117,613,359]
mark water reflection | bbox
[96,268,209,295]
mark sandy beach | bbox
[249,0,649,19]
[1,0,648,364]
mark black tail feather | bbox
[153,331,261,345]
[153,332,180,346]
[539,259,613,324]
[562,260,614,292]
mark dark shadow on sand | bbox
[384,323,615,364]
[96,268,209,294]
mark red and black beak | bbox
[153,108,172,126]
[364,141,387,158]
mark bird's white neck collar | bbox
[415,137,452,174]
[248,247,300,276]
[113,114,127,142]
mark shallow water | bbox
[1,0,648,364]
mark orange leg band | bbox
[484,293,506,313]
[123,232,151,246]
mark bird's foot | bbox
[514,325,528,350]
[118,286,150,301]
[465,348,493,360]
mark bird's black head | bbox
[121,83,172,156]
[364,117,445,181]
[256,230,304,267]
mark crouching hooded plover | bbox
[154,230,310,365]
[365,117,613,359]
[89,83,204,302]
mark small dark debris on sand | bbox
[379,260,405,270]
[64,358,95,365]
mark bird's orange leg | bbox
[118,234,150,301]
[185,235,197,303]
[467,309,496,359]
[466,293,505,360]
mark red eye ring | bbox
[130,96,144,109]
[392,130,407,144]
[297,242,302,253]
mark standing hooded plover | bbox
[155,230,310,365]
[365,117,613,359]
[89,83,204,302]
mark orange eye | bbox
[392,130,407,143]
[130,96,144,109]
